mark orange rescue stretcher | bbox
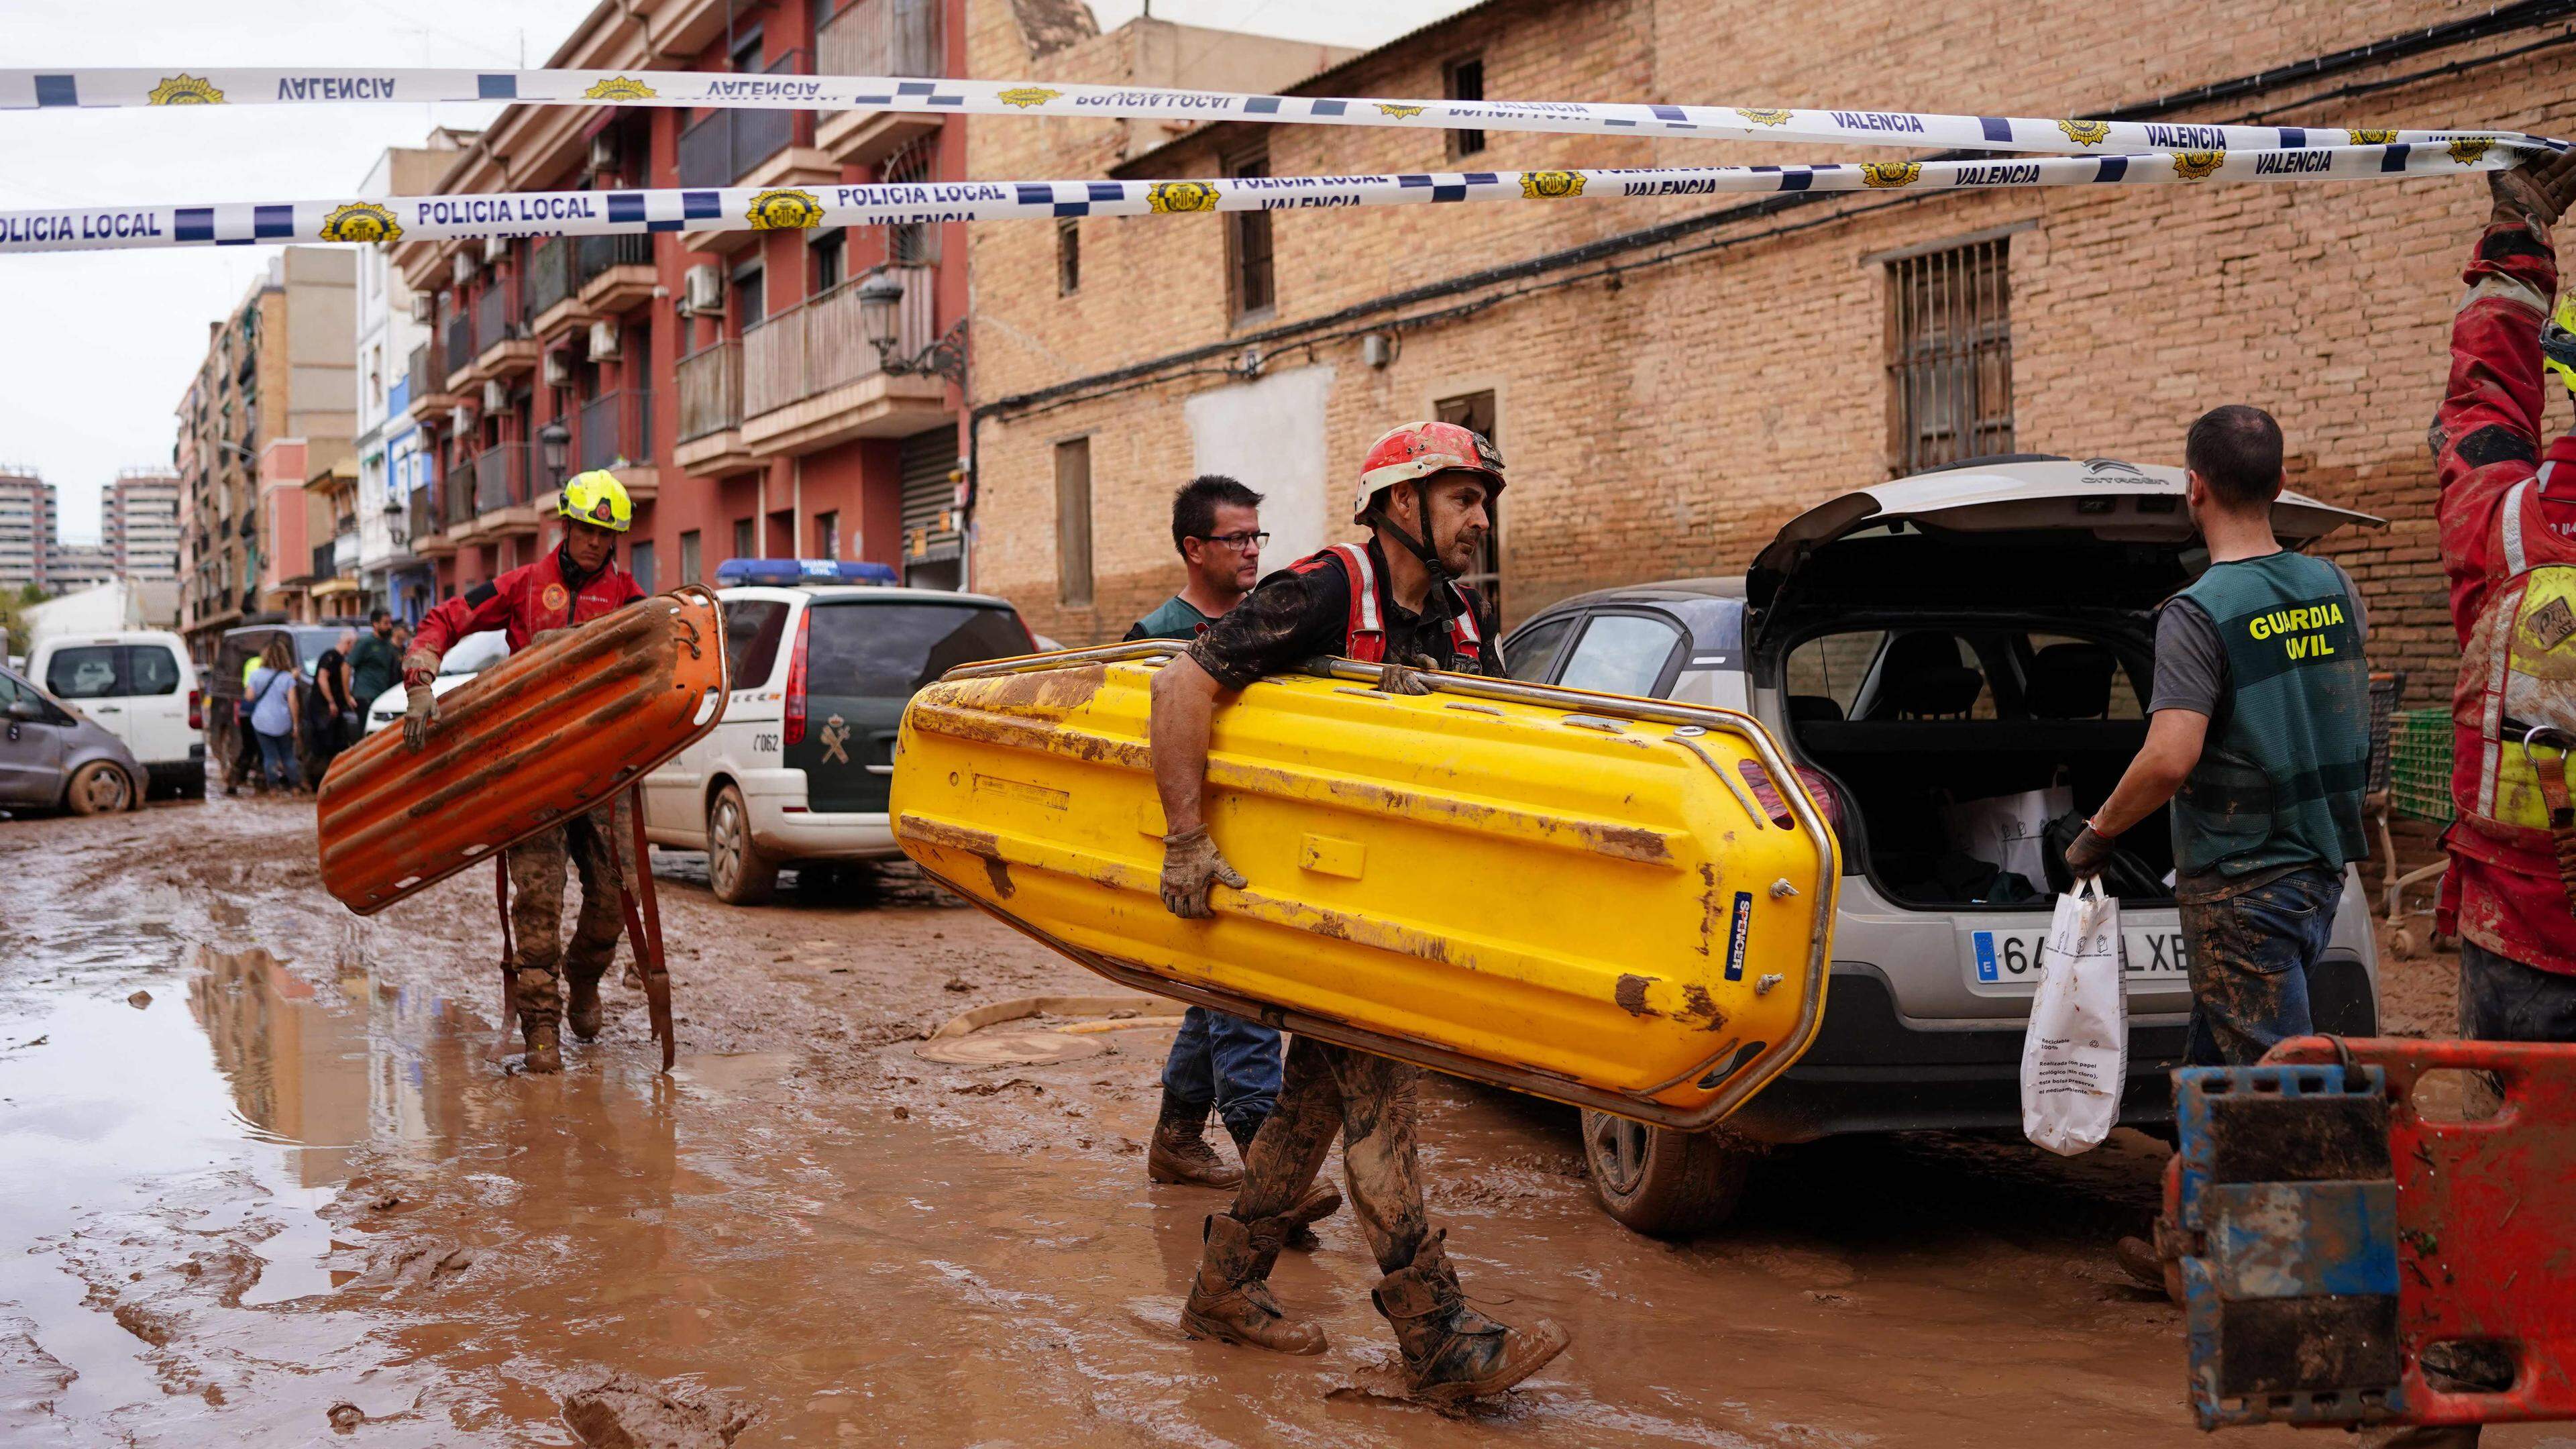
[314,588,729,1067]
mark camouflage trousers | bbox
[506,796,635,1031]
[1229,1034,1430,1275]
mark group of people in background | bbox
[231,609,407,795]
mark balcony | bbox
[818,0,946,165]
[441,468,475,529]
[460,443,539,541]
[740,267,949,457]
[408,486,455,558]
[527,236,588,337]
[674,340,757,476]
[576,233,657,315]
[576,389,659,501]
[443,309,475,392]
[409,340,464,422]
[474,283,537,380]
[678,50,832,254]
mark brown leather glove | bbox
[1377,653,1440,697]
[2063,822,2116,880]
[401,680,439,751]
[2490,144,2576,229]
[1160,826,1247,918]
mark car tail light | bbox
[1736,759,1846,837]
[1793,766,1845,836]
[186,688,202,731]
[784,609,812,746]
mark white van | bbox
[25,630,203,798]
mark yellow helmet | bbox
[557,470,633,533]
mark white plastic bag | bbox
[2020,877,2128,1155]
[1943,785,2072,886]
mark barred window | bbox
[1434,389,1502,621]
[884,135,938,265]
[1886,237,2013,474]
[1226,147,1275,321]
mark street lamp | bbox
[857,266,967,386]
[857,270,906,368]
[537,419,570,484]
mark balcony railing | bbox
[444,311,473,378]
[473,443,532,514]
[527,236,575,321]
[407,487,433,545]
[742,266,933,419]
[472,282,516,356]
[576,389,657,473]
[576,232,654,284]
[311,541,336,580]
[676,340,743,441]
[676,50,812,187]
[820,0,943,81]
[441,466,474,527]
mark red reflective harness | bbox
[1288,542,1483,665]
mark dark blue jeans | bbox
[2457,939,2576,1042]
[254,729,303,792]
[2178,865,2341,1066]
[1161,1006,1281,1136]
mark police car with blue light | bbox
[638,559,1040,904]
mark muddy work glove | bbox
[1160,826,1247,919]
[2062,822,2116,881]
[400,679,439,751]
[1376,653,1441,697]
[2490,144,2576,229]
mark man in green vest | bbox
[2067,404,2371,1067]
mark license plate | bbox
[1966,926,2190,987]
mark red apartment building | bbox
[389,0,969,605]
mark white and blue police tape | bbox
[0,146,2522,254]
[0,66,2557,159]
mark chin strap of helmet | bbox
[555,533,604,595]
[1362,478,1466,627]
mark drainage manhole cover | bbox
[914,1030,1107,1067]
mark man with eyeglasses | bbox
[1124,477,1339,1246]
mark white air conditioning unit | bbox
[587,319,621,360]
[456,400,478,429]
[682,264,724,316]
[589,133,620,178]
[408,292,434,325]
[482,235,509,262]
[451,250,478,285]
[542,352,572,387]
[481,378,508,414]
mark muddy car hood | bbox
[1747,458,2381,616]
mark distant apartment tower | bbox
[0,468,52,592]
[44,543,114,594]
[103,468,182,580]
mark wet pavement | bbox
[4,796,2571,1446]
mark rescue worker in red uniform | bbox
[402,470,647,1073]
[2377,144,2576,1449]
[1148,421,1568,1404]
[2434,146,2576,1043]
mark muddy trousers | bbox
[506,797,635,1032]
[2177,866,2341,1067]
[1228,1035,1429,1275]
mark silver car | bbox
[1502,455,2385,1235]
[0,661,146,814]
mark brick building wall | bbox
[961,0,2576,704]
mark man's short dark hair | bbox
[2185,405,2286,511]
[1171,474,1265,554]
[369,608,390,625]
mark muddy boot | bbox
[1371,1232,1567,1404]
[1180,1213,1326,1354]
[521,1018,563,1075]
[566,973,604,1043]
[2114,1231,2184,1305]
[1225,1113,1338,1248]
[1149,1090,1241,1188]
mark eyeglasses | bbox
[1197,531,1271,551]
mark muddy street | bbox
[0,797,2548,1447]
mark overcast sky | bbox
[0,0,1468,543]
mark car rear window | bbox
[45,646,121,699]
[724,600,791,686]
[124,645,182,696]
[806,603,1028,696]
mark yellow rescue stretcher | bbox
[891,643,1838,1130]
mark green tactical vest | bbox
[2167,551,2371,883]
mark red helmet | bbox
[1352,421,1505,524]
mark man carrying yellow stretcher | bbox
[1148,420,1569,1403]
